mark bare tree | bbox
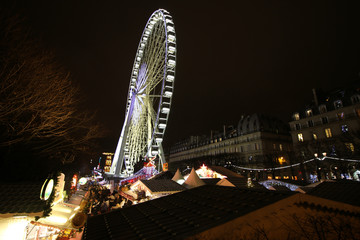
[281,213,360,240]
[235,213,360,240]
[0,9,105,175]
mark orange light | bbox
[278,157,286,165]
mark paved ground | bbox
[66,189,86,206]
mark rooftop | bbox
[0,182,46,215]
[149,170,174,180]
[140,179,186,193]
[307,180,360,207]
[207,166,244,178]
[224,177,266,189]
[83,185,295,240]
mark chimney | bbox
[223,125,226,137]
[312,88,319,106]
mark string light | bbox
[259,179,299,191]
[231,156,360,172]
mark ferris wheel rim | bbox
[110,9,176,176]
[126,9,175,154]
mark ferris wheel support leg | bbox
[111,112,131,176]
[158,144,166,171]
[146,97,153,156]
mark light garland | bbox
[231,156,360,172]
[259,179,299,191]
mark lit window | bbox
[254,143,259,150]
[298,133,304,142]
[308,120,314,127]
[337,112,345,120]
[341,125,349,133]
[293,113,300,120]
[345,142,355,152]
[312,133,318,140]
[306,109,313,117]
[319,105,327,114]
[279,144,283,151]
[325,128,332,138]
[334,100,343,109]
[278,156,286,165]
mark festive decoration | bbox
[232,156,360,172]
[40,178,54,201]
[194,164,227,179]
[259,179,299,191]
[120,162,158,186]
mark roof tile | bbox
[307,180,360,206]
[83,185,294,240]
[0,182,47,215]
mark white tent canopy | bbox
[172,169,185,184]
[183,168,205,189]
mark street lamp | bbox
[314,152,327,160]
[330,165,338,179]
[314,152,327,180]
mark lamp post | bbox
[314,152,327,180]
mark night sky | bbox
[4,0,360,152]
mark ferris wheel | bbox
[109,9,176,177]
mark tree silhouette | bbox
[0,9,105,179]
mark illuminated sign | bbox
[40,178,54,200]
[71,174,78,189]
[162,163,168,171]
[79,177,87,185]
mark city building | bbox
[169,113,293,179]
[289,84,360,180]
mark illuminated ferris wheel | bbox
[109,9,176,177]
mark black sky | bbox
[5,0,360,152]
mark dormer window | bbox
[293,113,300,121]
[308,120,314,127]
[337,112,345,120]
[351,94,360,104]
[334,100,343,109]
[319,104,327,114]
[306,109,313,117]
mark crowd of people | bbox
[83,184,133,216]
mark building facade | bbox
[289,86,360,157]
[289,85,360,180]
[169,114,293,178]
